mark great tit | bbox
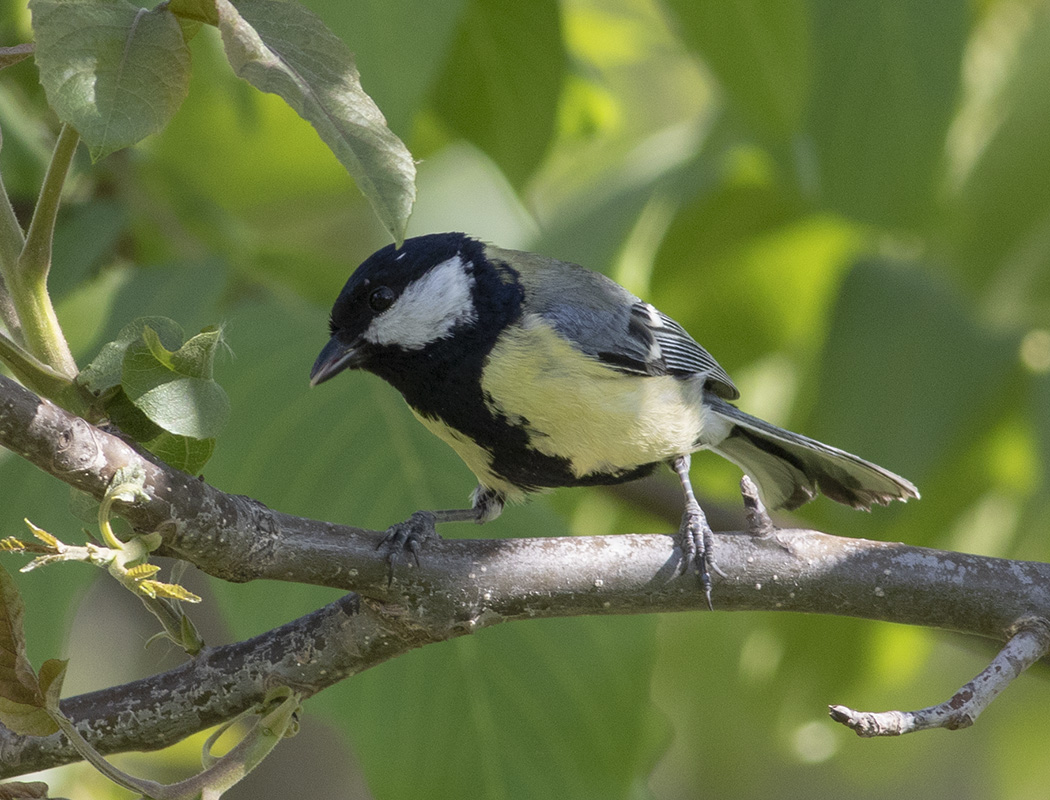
[310,232,918,600]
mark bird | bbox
[310,232,918,603]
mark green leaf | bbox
[142,430,216,474]
[79,317,228,466]
[37,658,67,712]
[125,370,229,439]
[947,2,1050,294]
[0,696,58,738]
[325,617,663,800]
[216,0,416,244]
[667,0,810,138]
[140,325,178,370]
[809,258,1015,484]
[105,387,164,440]
[169,326,225,380]
[303,0,469,137]
[168,0,218,26]
[29,0,192,160]
[122,327,230,439]
[0,565,57,737]
[429,0,565,187]
[78,316,185,396]
[805,0,966,228]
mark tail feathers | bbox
[706,397,919,512]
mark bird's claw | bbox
[378,510,441,580]
[679,501,723,610]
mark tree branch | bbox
[0,373,1048,776]
[829,617,1050,735]
[0,592,435,778]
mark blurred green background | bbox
[3,0,1050,797]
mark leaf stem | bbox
[0,328,89,414]
[4,124,79,378]
[48,710,169,799]
[0,129,26,344]
[47,685,299,800]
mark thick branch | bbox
[0,373,1046,635]
[1,373,1049,776]
[0,593,447,778]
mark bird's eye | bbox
[369,286,395,312]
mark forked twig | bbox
[830,617,1050,736]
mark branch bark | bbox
[829,617,1050,735]
[0,373,1048,776]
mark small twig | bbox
[0,43,35,69]
[740,475,776,537]
[16,506,203,654]
[829,617,1050,736]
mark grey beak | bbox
[310,336,364,386]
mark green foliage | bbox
[327,617,663,800]
[305,0,468,137]
[216,0,416,243]
[26,0,416,243]
[122,325,228,439]
[0,561,71,743]
[949,1,1050,290]
[29,0,191,161]
[667,0,810,138]
[806,0,967,228]
[0,548,294,797]
[1,0,1050,798]
[812,259,1015,482]
[430,0,566,187]
[79,317,228,471]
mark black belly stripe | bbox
[489,445,661,490]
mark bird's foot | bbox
[378,510,442,579]
[679,500,724,611]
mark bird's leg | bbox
[672,454,721,610]
[378,487,505,574]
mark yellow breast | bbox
[480,314,710,479]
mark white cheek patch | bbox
[363,255,477,349]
